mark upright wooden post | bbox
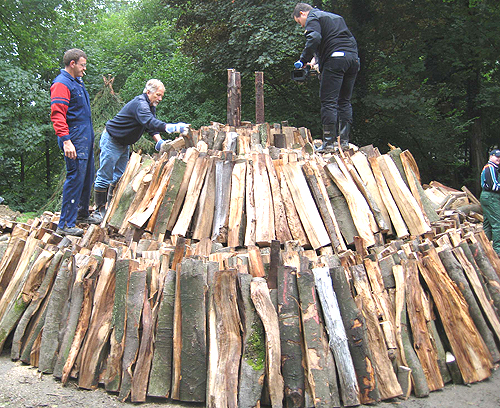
[255,71,264,124]
[227,69,241,127]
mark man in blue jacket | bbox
[480,149,500,255]
[50,48,100,237]
[93,79,188,219]
[292,3,359,151]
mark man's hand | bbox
[155,139,165,151]
[63,140,77,160]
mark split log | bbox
[212,156,234,243]
[328,261,379,404]
[404,259,444,391]
[438,246,500,361]
[192,157,216,241]
[475,230,500,278]
[265,155,293,243]
[350,264,403,400]
[38,251,73,373]
[377,155,431,237]
[104,258,138,392]
[368,156,409,238]
[297,266,340,408]
[393,264,430,398]
[420,247,492,383]
[0,226,29,299]
[148,269,176,397]
[152,158,187,240]
[177,258,208,402]
[207,269,242,408]
[130,294,154,402]
[119,269,147,402]
[244,157,256,246]
[251,277,284,408]
[78,249,116,389]
[53,255,98,379]
[283,162,330,250]
[227,160,246,247]
[238,273,265,408]
[252,153,275,245]
[171,154,210,237]
[277,266,304,407]
[312,267,360,407]
[325,162,376,247]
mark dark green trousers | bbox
[480,190,500,254]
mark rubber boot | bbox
[94,187,108,220]
[107,184,116,206]
[316,124,337,153]
[338,121,352,150]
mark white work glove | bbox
[155,139,165,151]
[165,122,189,134]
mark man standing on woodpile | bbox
[292,3,359,152]
[51,49,101,237]
[480,149,500,255]
[93,79,188,220]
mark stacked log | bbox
[0,122,497,407]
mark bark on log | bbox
[251,277,284,408]
[238,273,265,408]
[119,269,147,402]
[277,266,304,407]
[38,251,73,373]
[297,266,340,408]
[148,269,176,398]
[178,258,208,402]
[312,267,360,407]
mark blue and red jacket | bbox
[50,69,94,159]
[481,160,500,192]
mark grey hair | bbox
[143,79,165,93]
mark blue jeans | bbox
[320,52,360,126]
[94,129,129,190]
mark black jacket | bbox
[299,8,357,70]
[106,93,167,145]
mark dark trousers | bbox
[319,53,360,127]
[480,190,500,254]
[59,154,95,228]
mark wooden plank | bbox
[312,267,360,407]
[251,277,284,408]
[283,162,330,250]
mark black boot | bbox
[94,187,108,220]
[316,123,337,153]
[338,121,352,150]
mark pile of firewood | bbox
[0,122,498,408]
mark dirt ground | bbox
[0,349,498,408]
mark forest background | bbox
[0,0,499,214]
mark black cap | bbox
[490,149,500,157]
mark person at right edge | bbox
[480,149,500,256]
[292,3,360,152]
